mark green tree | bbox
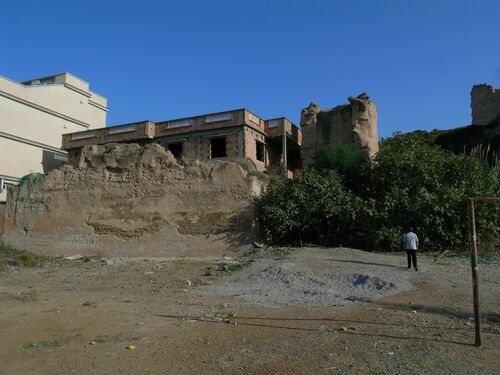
[257,168,361,246]
[368,133,500,251]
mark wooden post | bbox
[282,124,288,180]
[468,198,482,347]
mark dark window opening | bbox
[210,137,227,158]
[256,141,265,162]
[167,142,183,158]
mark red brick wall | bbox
[243,128,267,170]
[62,121,155,150]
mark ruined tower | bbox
[300,93,379,166]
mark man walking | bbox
[403,229,419,271]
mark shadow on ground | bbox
[155,313,474,347]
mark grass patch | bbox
[22,340,63,350]
[204,259,254,276]
[0,243,52,269]
[450,248,500,265]
[22,333,82,350]
[93,334,139,344]
[223,259,253,272]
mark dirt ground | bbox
[0,247,499,375]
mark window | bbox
[167,142,183,158]
[256,141,265,162]
[210,137,227,158]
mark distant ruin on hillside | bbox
[471,84,500,126]
[435,83,500,159]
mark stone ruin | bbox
[435,84,500,159]
[300,93,379,166]
[471,84,500,126]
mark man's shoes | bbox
[414,268,418,272]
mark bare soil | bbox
[0,247,499,374]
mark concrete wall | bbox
[471,84,500,126]
[0,138,66,177]
[0,73,107,191]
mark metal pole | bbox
[282,123,288,180]
[468,198,482,347]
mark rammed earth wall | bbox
[1,143,264,257]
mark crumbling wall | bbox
[471,84,500,126]
[1,143,265,257]
[300,93,379,166]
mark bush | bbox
[0,244,50,268]
[257,133,500,252]
[368,133,500,251]
[257,168,363,246]
[312,143,367,193]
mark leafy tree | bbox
[257,168,362,246]
[312,143,367,193]
[257,133,499,252]
[368,134,499,251]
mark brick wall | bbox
[62,121,155,150]
[243,128,267,170]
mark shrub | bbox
[367,134,500,251]
[312,143,367,193]
[257,133,500,252]
[257,168,362,246]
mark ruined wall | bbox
[0,143,264,257]
[471,84,500,126]
[300,93,379,166]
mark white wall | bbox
[0,73,107,193]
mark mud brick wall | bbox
[0,143,265,257]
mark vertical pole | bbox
[468,198,482,347]
[282,123,288,180]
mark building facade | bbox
[62,109,302,176]
[0,72,108,200]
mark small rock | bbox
[101,258,114,266]
[64,255,83,261]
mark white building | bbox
[0,72,108,200]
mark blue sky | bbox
[1,0,499,138]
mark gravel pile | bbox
[204,248,415,306]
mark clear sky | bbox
[1,0,499,137]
